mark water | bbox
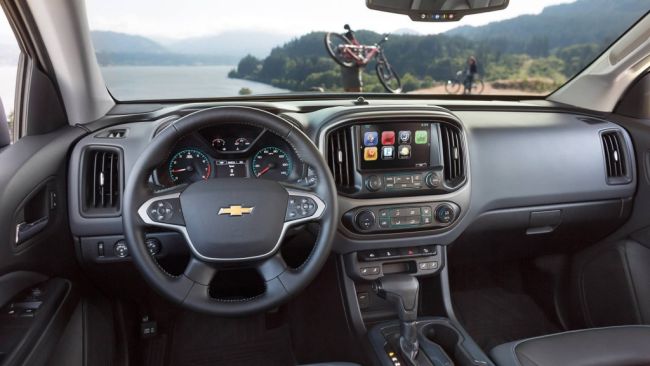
[0,65,286,118]
[100,65,288,100]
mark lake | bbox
[101,65,288,100]
[0,65,287,117]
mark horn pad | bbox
[180,178,288,261]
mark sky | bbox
[84,0,578,40]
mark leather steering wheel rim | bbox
[122,106,338,316]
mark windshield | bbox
[85,0,648,100]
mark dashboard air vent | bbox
[440,124,465,186]
[326,126,354,191]
[106,129,126,138]
[81,148,122,216]
[95,129,127,139]
[601,131,630,184]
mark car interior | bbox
[1,0,650,365]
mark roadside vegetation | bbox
[228,31,604,94]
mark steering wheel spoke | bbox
[184,257,218,285]
[284,188,326,226]
[256,252,288,282]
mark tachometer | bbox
[168,149,212,184]
[252,147,292,180]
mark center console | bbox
[326,117,466,200]
[318,108,487,365]
[323,113,468,237]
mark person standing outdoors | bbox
[464,56,478,94]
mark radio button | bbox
[366,175,383,192]
[394,175,413,184]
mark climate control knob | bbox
[435,204,455,224]
[355,210,376,231]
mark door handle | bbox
[15,216,49,245]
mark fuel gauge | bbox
[234,137,252,151]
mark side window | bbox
[0,11,19,145]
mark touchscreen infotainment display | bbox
[359,122,431,171]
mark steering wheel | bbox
[122,106,338,316]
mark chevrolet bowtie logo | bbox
[218,205,254,216]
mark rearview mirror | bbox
[366,0,509,22]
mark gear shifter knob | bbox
[373,274,419,321]
[373,274,420,365]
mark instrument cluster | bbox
[154,124,314,187]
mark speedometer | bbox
[252,147,292,180]
[168,149,212,184]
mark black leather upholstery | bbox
[490,325,650,366]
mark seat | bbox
[300,363,360,366]
[490,325,650,366]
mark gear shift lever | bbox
[373,274,420,365]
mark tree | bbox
[238,87,253,95]
[236,55,261,78]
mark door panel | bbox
[0,126,85,366]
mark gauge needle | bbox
[256,165,272,177]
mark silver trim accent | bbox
[136,188,326,263]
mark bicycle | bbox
[445,70,485,95]
[324,24,402,93]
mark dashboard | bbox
[66,100,637,278]
[153,124,315,188]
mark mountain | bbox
[446,0,647,50]
[166,31,293,59]
[392,28,421,35]
[89,30,292,64]
[91,31,168,54]
[229,0,648,93]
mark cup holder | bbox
[421,322,475,365]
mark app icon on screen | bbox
[399,131,411,143]
[415,130,428,144]
[364,147,378,161]
[381,146,395,160]
[364,131,378,146]
[381,131,395,145]
[398,145,411,159]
